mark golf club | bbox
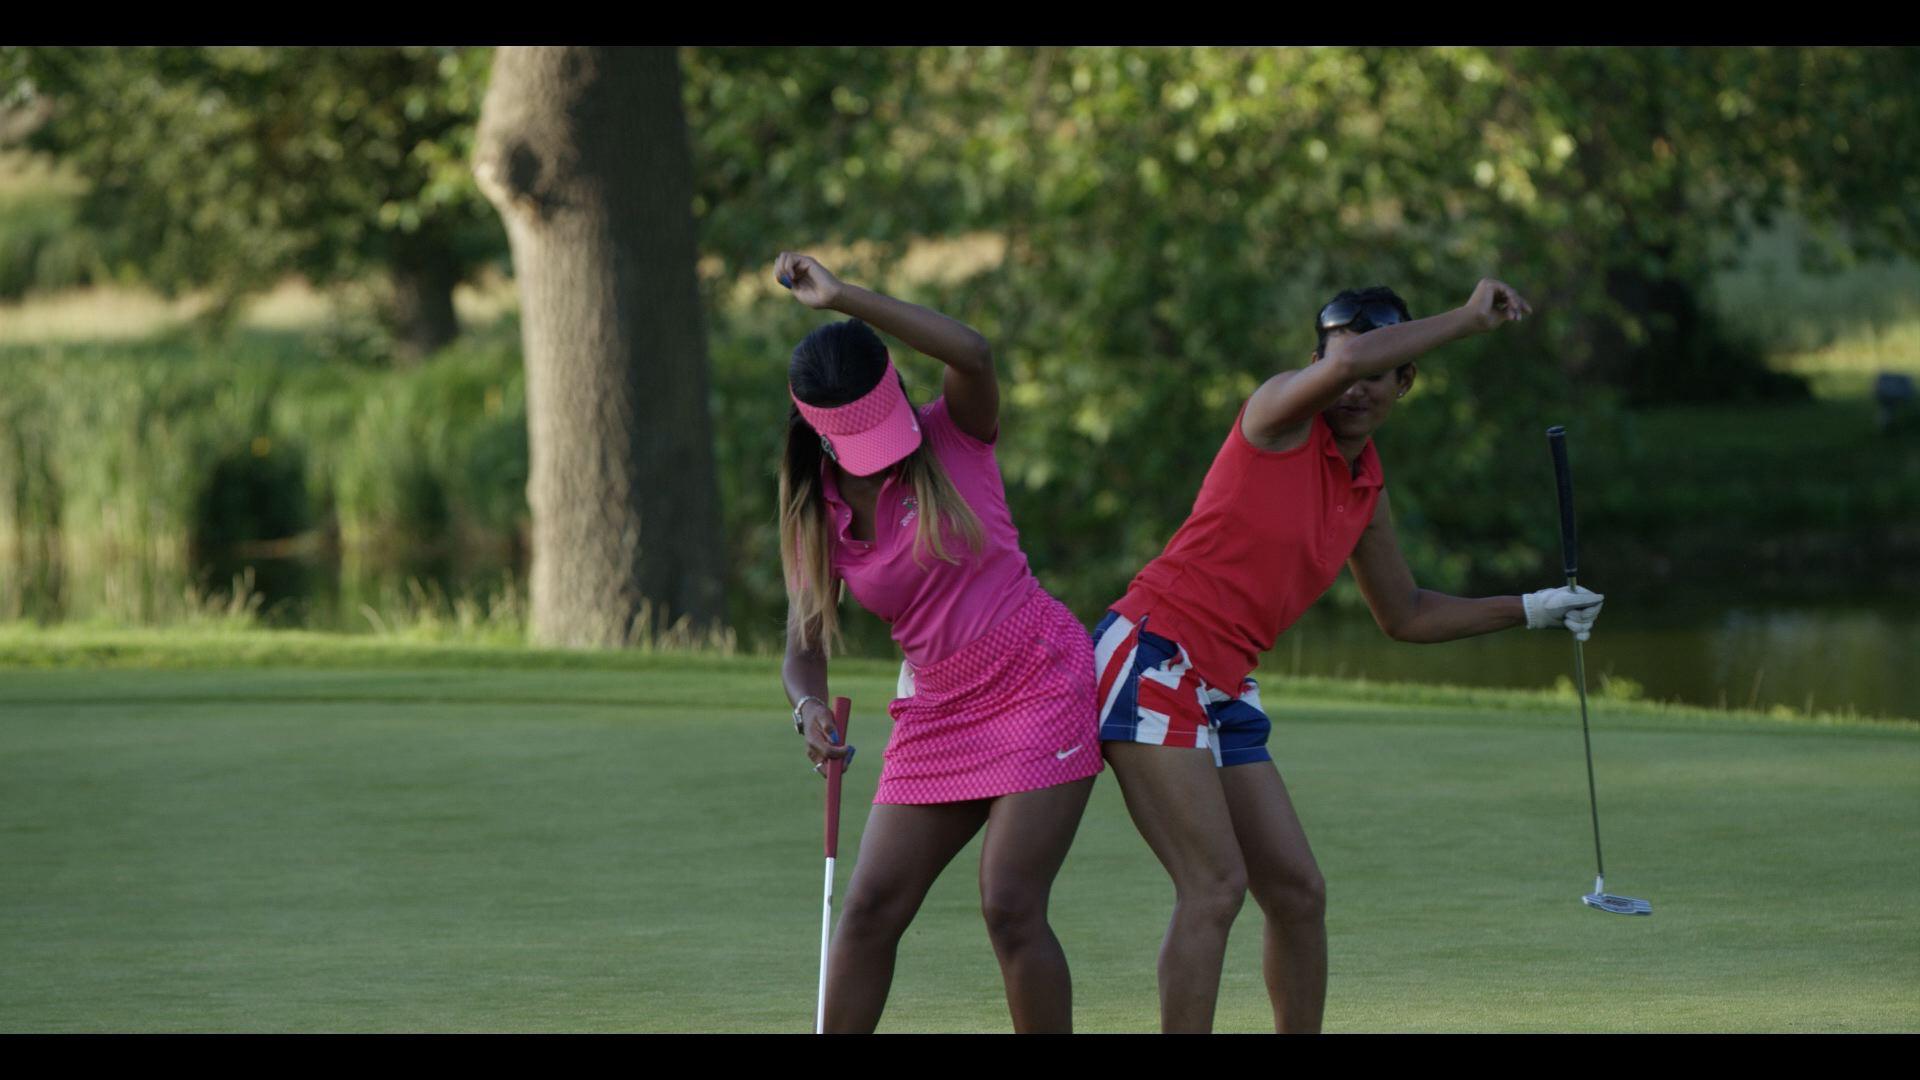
[1548,426,1652,917]
[816,695,852,1033]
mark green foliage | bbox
[8,47,1919,645]
[1709,214,1920,394]
[0,181,103,298]
[687,47,1920,375]
[685,46,1920,620]
[1596,400,1920,538]
[192,441,314,551]
[0,328,527,624]
[687,47,1016,272]
[307,330,529,549]
[8,46,503,335]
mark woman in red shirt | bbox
[1093,279,1604,1032]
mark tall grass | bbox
[0,154,531,629]
[0,326,528,626]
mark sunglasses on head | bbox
[1317,298,1406,333]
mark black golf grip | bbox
[1547,426,1577,578]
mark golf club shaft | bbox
[816,855,835,1034]
[824,696,851,860]
[1548,427,1606,885]
[1569,587,1605,885]
[816,696,852,1035]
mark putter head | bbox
[1583,891,1652,916]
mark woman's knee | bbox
[1252,864,1326,924]
[1175,862,1249,927]
[979,883,1051,949]
[838,880,919,943]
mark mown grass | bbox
[2,625,1909,730]
[1,647,1914,1033]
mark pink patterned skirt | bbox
[876,586,1103,805]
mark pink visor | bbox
[790,354,923,476]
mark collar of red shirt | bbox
[1319,418,1384,492]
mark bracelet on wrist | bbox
[792,695,826,734]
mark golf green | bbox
[2,658,1915,1032]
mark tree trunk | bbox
[389,234,462,363]
[473,46,727,647]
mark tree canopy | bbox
[11,46,501,355]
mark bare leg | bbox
[1103,741,1247,1033]
[823,800,990,1033]
[976,776,1097,1032]
[1220,761,1327,1034]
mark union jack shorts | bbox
[1091,609,1273,767]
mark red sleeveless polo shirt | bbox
[1111,405,1384,690]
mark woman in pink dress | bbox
[775,252,1103,1033]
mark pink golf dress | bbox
[820,397,1101,804]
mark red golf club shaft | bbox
[825,696,851,858]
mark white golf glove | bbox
[1523,585,1605,642]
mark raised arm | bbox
[776,251,998,443]
[1244,278,1532,447]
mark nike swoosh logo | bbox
[1055,746,1084,760]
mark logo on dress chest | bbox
[898,496,919,529]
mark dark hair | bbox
[789,319,890,407]
[785,318,909,489]
[1315,286,1414,357]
